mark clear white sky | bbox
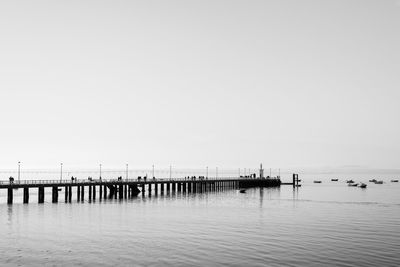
[0,0,399,171]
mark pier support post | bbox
[88,185,92,202]
[7,187,13,204]
[23,187,29,204]
[52,186,58,203]
[154,183,158,195]
[161,183,164,194]
[68,186,72,202]
[148,183,152,196]
[177,182,181,192]
[167,183,170,193]
[81,186,84,201]
[124,185,127,199]
[93,185,96,200]
[183,182,186,193]
[38,187,45,203]
[141,184,145,196]
[292,174,296,188]
[77,186,81,201]
[119,184,123,199]
[99,184,103,200]
[65,186,68,202]
[172,183,176,193]
[104,185,107,199]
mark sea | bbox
[0,172,399,266]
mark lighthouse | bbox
[259,164,264,179]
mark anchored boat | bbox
[359,183,367,188]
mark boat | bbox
[359,183,367,188]
[331,179,339,181]
[295,184,302,187]
[348,183,358,187]
[391,180,399,182]
[346,180,354,183]
[239,189,246,193]
[374,181,383,184]
[369,179,377,183]
[313,180,322,183]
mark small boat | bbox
[348,183,358,187]
[391,180,399,182]
[295,184,302,187]
[331,179,339,181]
[374,181,383,184]
[239,189,246,193]
[359,183,367,188]
[369,179,377,183]
[297,179,302,182]
[346,180,354,183]
[313,180,322,183]
[58,188,62,191]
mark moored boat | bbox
[348,183,358,187]
[313,180,322,183]
[331,179,339,181]
[369,179,377,183]
[359,183,367,188]
[346,180,354,183]
[374,181,383,184]
[239,189,246,193]
[391,179,399,182]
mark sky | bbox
[0,0,399,172]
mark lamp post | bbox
[126,164,128,180]
[206,166,208,179]
[152,164,155,178]
[60,163,63,182]
[100,164,102,179]
[18,161,21,183]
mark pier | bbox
[0,175,295,204]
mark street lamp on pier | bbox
[60,163,63,182]
[18,161,21,183]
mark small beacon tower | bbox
[259,164,264,179]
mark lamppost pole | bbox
[100,164,102,179]
[206,166,208,179]
[152,164,154,178]
[18,161,21,183]
[126,164,128,180]
[60,163,63,182]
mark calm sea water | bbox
[1,174,399,266]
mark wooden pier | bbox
[0,176,295,204]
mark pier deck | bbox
[1,176,295,204]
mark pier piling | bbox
[23,187,29,204]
